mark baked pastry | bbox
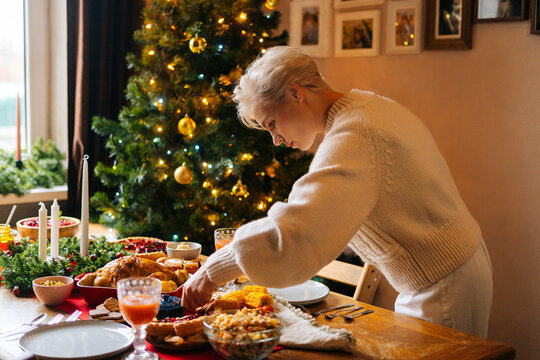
[147,315,206,338]
[174,316,205,337]
[156,257,184,271]
[79,256,178,288]
[183,259,201,274]
[133,251,167,261]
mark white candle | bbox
[50,199,59,259]
[80,155,89,256]
[38,202,47,261]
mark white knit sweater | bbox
[204,90,481,294]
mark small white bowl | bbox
[33,276,74,305]
[166,241,201,260]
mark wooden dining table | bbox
[0,225,515,359]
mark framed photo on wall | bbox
[475,0,528,22]
[289,0,333,57]
[334,0,384,9]
[334,10,381,56]
[530,0,540,33]
[424,0,473,49]
[386,0,423,55]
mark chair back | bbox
[317,260,381,304]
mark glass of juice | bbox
[117,277,161,360]
[214,228,237,290]
[214,227,235,251]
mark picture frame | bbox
[333,0,385,9]
[289,0,333,57]
[386,0,423,55]
[475,0,528,22]
[334,10,381,56]
[424,0,473,50]
[530,0,539,33]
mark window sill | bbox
[0,185,68,205]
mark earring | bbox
[297,97,302,103]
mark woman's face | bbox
[252,93,320,151]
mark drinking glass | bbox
[214,228,237,290]
[117,277,161,360]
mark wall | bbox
[276,1,540,358]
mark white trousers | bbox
[394,239,493,337]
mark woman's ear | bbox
[289,83,304,102]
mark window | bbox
[0,1,26,151]
[0,1,67,155]
[0,0,68,204]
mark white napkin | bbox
[273,296,356,353]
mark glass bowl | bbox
[203,309,283,360]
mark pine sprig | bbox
[0,237,124,294]
[0,137,66,196]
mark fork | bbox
[341,309,375,321]
[297,303,355,317]
[324,306,365,319]
[0,313,46,336]
[2,314,65,341]
[65,310,82,322]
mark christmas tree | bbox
[91,0,311,251]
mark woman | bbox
[181,46,493,337]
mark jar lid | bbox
[160,294,182,311]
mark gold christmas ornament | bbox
[174,164,193,184]
[219,74,232,86]
[265,0,279,10]
[228,67,243,82]
[207,213,220,223]
[266,159,281,178]
[189,35,207,54]
[178,115,196,135]
[231,179,248,197]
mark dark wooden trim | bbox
[532,0,540,33]
[474,0,529,22]
[424,0,474,50]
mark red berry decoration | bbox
[70,261,77,267]
[67,267,74,273]
[66,253,72,259]
[5,250,12,256]
[90,254,97,261]
[12,286,20,297]
[117,252,124,258]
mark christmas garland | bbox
[0,237,125,296]
[0,137,66,196]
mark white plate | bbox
[19,321,134,360]
[268,280,330,305]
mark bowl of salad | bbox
[16,216,80,240]
[203,307,283,360]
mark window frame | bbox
[0,0,68,205]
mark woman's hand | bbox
[181,266,216,313]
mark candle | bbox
[38,202,47,261]
[50,199,59,259]
[16,93,21,162]
[80,155,89,256]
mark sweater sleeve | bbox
[206,107,380,288]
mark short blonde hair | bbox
[232,46,329,129]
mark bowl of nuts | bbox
[33,276,74,305]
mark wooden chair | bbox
[316,260,381,304]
